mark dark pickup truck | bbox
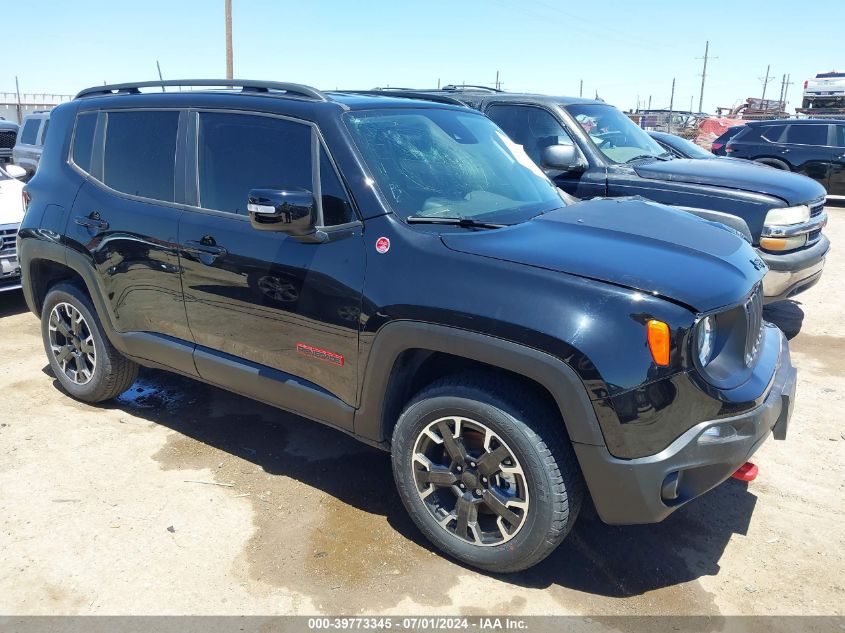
[399,87,830,303]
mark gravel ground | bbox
[0,210,842,618]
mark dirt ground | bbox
[0,211,843,618]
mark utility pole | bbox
[648,95,652,109]
[225,0,233,80]
[14,76,21,124]
[760,64,772,102]
[579,79,583,98]
[668,78,675,134]
[697,40,713,114]
[782,73,794,105]
[495,70,500,90]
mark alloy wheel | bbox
[48,302,96,385]
[411,416,529,546]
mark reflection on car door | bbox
[178,110,364,414]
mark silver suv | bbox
[13,112,50,177]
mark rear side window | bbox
[71,113,97,173]
[757,125,785,142]
[783,124,828,146]
[19,118,40,145]
[834,125,845,148]
[197,112,312,216]
[39,119,50,146]
[103,110,179,202]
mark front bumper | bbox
[760,234,829,303]
[574,328,796,525]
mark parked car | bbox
[711,125,745,156]
[12,111,50,178]
[399,87,829,302]
[0,164,27,291]
[19,79,796,573]
[724,119,845,199]
[0,119,20,164]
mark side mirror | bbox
[4,164,26,179]
[247,188,325,242]
[541,144,585,172]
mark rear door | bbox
[777,123,833,188]
[65,108,193,354]
[484,103,605,197]
[178,110,364,414]
[826,123,845,196]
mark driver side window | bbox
[486,105,573,166]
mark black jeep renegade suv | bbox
[17,80,796,572]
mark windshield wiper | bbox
[625,154,665,164]
[406,216,506,229]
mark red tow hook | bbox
[732,462,759,482]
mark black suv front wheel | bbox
[391,374,583,573]
[41,283,139,402]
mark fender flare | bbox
[353,321,606,447]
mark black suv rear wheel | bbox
[391,373,583,572]
[41,283,139,402]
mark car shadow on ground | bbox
[0,291,28,319]
[763,299,805,340]
[46,365,758,599]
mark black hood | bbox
[442,198,767,312]
[634,158,826,205]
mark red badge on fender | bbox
[375,237,390,254]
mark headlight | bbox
[696,315,715,367]
[764,204,810,226]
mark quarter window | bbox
[833,125,845,148]
[103,110,179,202]
[319,146,356,225]
[197,112,312,216]
[486,104,574,165]
[39,119,50,146]
[19,118,40,145]
[71,113,97,173]
[783,124,828,146]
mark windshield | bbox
[566,103,668,163]
[344,108,565,223]
[667,135,714,159]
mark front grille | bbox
[744,284,764,366]
[807,228,822,245]
[0,225,18,255]
[809,197,825,218]
[0,130,16,150]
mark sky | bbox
[1,0,842,114]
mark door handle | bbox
[183,238,228,258]
[74,212,109,232]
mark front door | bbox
[484,103,606,198]
[178,110,364,411]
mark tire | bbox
[753,158,790,170]
[41,282,138,402]
[391,372,584,573]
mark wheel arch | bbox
[354,321,605,448]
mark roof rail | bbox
[75,79,329,102]
[339,90,468,107]
[441,84,502,93]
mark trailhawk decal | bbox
[296,343,344,366]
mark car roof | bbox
[746,118,845,126]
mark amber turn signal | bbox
[647,319,671,366]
